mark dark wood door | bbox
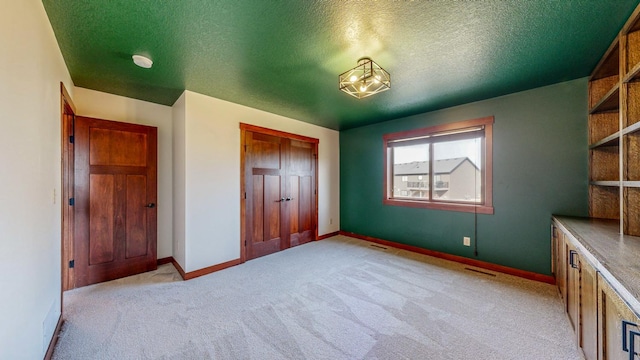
[245,131,287,259]
[288,139,316,247]
[243,125,318,261]
[74,116,157,287]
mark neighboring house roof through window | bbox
[393,157,477,176]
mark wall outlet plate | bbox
[463,237,471,246]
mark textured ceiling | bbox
[43,1,639,130]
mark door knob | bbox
[285,197,294,201]
[145,203,156,208]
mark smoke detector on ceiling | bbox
[132,55,153,69]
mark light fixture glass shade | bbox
[339,57,390,99]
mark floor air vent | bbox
[464,268,497,277]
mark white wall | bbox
[0,1,73,358]
[73,87,174,259]
[174,91,340,273]
[172,93,187,269]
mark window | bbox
[383,116,494,214]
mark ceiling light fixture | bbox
[339,57,390,99]
[132,55,153,69]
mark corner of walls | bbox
[171,92,187,271]
[182,91,242,272]
[72,87,174,259]
[316,129,341,236]
[174,90,340,273]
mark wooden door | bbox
[241,124,318,261]
[579,257,598,360]
[74,116,157,287]
[244,131,287,260]
[288,139,316,247]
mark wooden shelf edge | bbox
[589,38,620,81]
[623,181,640,188]
[590,181,621,187]
[589,132,620,148]
[622,4,640,34]
[623,62,640,83]
[623,121,640,135]
[589,84,620,114]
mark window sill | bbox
[383,198,494,214]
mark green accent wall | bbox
[340,78,588,275]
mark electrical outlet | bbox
[463,237,471,246]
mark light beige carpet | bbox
[53,235,582,359]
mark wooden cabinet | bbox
[598,274,640,360]
[578,4,640,357]
[552,225,566,301]
[589,4,640,236]
[579,254,598,360]
[566,243,599,360]
[565,237,580,334]
[553,219,640,360]
[553,224,597,360]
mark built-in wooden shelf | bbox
[625,131,640,182]
[590,146,620,182]
[589,5,640,236]
[591,181,621,187]
[589,132,620,149]
[589,112,619,144]
[623,120,640,135]
[590,40,620,81]
[589,84,620,114]
[624,7,640,34]
[589,184,620,220]
[623,62,640,83]
[624,187,640,236]
[559,7,640,358]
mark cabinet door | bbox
[598,274,640,360]
[579,256,598,360]
[553,225,566,301]
[566,236,580,334]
